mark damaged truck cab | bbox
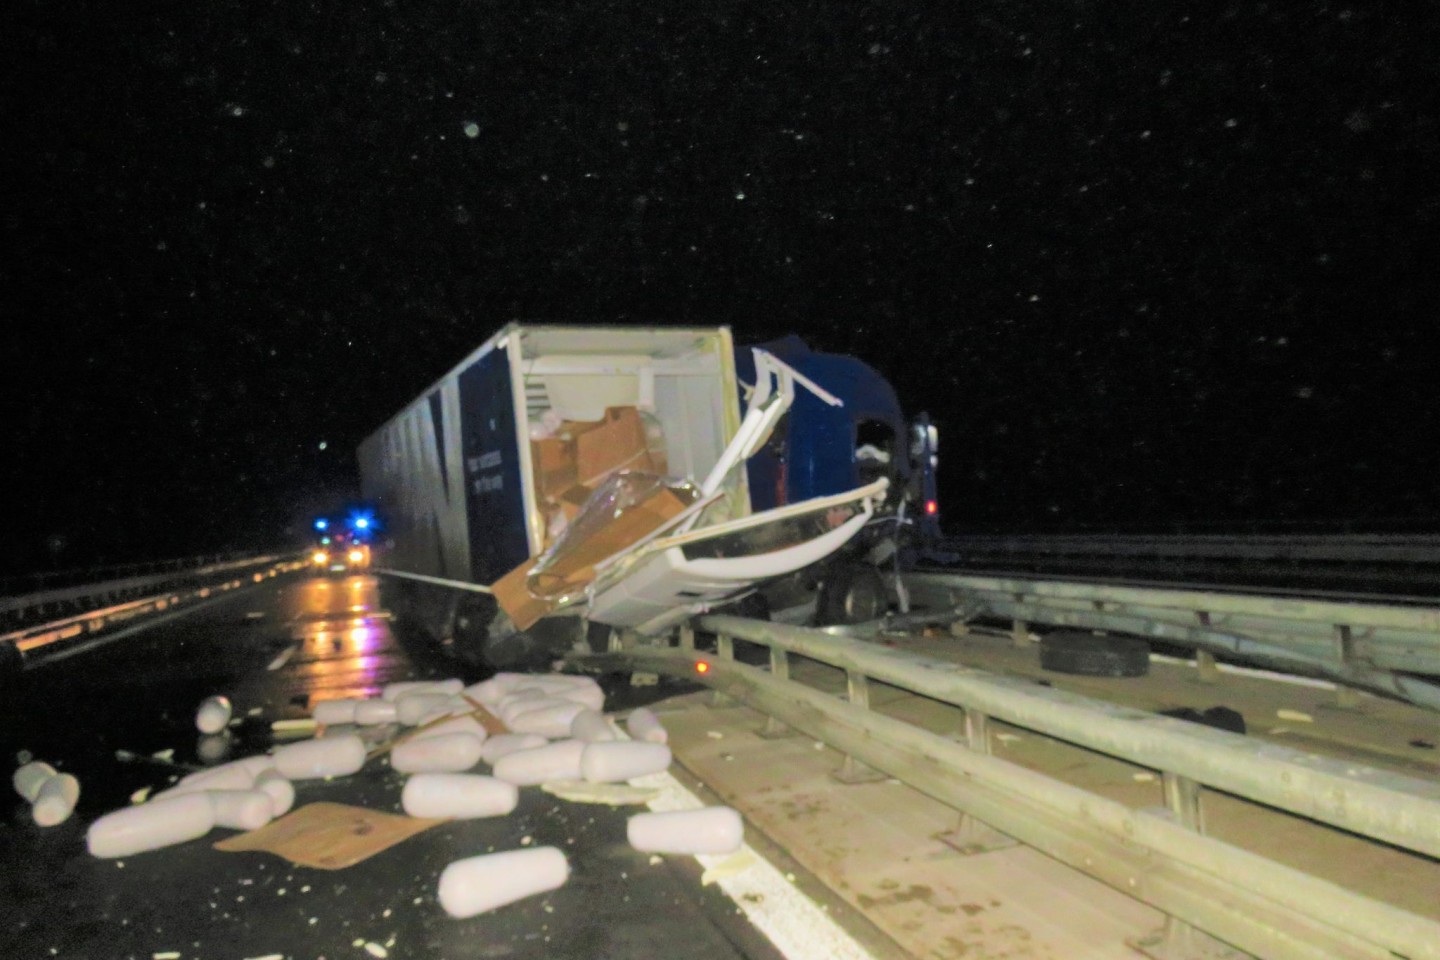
[359,325,935,668]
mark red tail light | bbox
[925,499,938,515]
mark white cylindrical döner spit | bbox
[492,740,585,786]
[625,707,668,744]
[627,806,744,855]
[273,734,366,780]
[580,742,671,783]
[87,793,217,858]
[382,678,464,702]
[437,847,569,918]
[312,698,362,725]
[402,773,518,819]
[396,692,465,726]
[195,695,233,734]
[479,734,548,766]
[508,701,585,739]
[353,699,399,725]
[254,770,295,817]
[13,760,59,802]
[159,758,260,799]
[569,709,615,742]
[410,714,487,743]
[209,789,274,831]
[32,772,80,827]
[390,733,483,774]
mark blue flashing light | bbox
[314,518,329,531]
[354,517,370,530]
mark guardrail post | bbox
[1010,618,1029,648]
[1195,649,1219,684]
[833,670,887,784]
[758,647,798,738]
[937,709,1020,855]
[711,632,735,707]
[1131,775,1250,960]
[1331,624,1364,709]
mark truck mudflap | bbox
[583,477,890,635]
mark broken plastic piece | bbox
[492,740,585,786]
[569,710,615,742]
[13,760,58,802]
[87,793,216,858]
[274,734,367,780]
[437,847,569,918]
[195,696,233,735]
[625,707,668,745]
[390,733,484,774]
[580,742,672,783]
[480,734,548,766]
[627,806,743,855]
[32,772,80,827]
[402,773,518,819]
[209,790,275,831]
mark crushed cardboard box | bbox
[493,476,696,631]
[214,802,442,869]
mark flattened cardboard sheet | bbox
[214,802,441,869]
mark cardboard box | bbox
[531,437,577,501]
[491,560,557,632]
[574,407,656,487]
[532,482,694,589]
[491,480,696,631]
[553,484,595,522]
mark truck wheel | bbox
[1038,631,1150,677]
[817,563,887,626]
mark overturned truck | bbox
[358,325,938,668]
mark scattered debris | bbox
[706,731,724,740]
[701,849,759,886]
[541,781,659,806]
[1132,772,1157,782]
[1276,709,1314,723]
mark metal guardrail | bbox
[1,556,305,670]
[947,533,1440,565]
[903,571,1440,711]
[0,554,289,624]
[572,614,1440,960]
[935,534,1440,596]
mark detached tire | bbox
[1039,631,1150,677]
[816,563,887,626]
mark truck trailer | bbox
[358,324,937,667]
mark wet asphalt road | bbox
[1,572,778,960]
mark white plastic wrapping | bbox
[492,740,585,786]
[580,742,672,783]
[195,696,233,735]
[627,806,743,855]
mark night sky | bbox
[4,1,1438,575]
